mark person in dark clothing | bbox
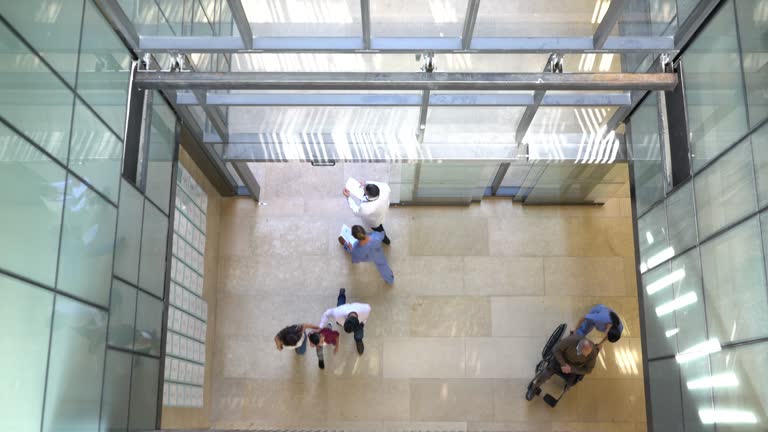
[274,323,321,355]
[530,334,599,390]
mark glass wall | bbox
[0,2,177,430]
[626,1,768,430]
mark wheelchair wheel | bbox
[541,323,568,358]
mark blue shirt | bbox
[584,304,623,333]
[347,231,387,264]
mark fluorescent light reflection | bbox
[665,328,679,338]
[646,269,686,295]
[699,409,757,425]
[675,339,722,364]
[656,291,697,316]
[643,247,675,272]
[686,373,739,390]
[646,231,654,244]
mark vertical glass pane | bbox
[0,124,65,286]
[701,217,768,343]
[638,203,670,273]
[629,93,664,214]
[99,349,132,432]
[736,0,768,127]
[244,0,361,37]
[671,249,708,353]
[694,139,757,239]
[77,0,132,135]
[134,292,163,356]
[0,274,53,432]
[371,0,467,37]
[43,296,107,432]
[683,1,749,171]
[128,356,159,431]
[709,343,768,431]
[108,279,137,350]
[679,355,715,432]
[648,358,685,432]
[620,0,678,37]
[642,262,677,358]
[0,0,85,84]
[676,0,699,25]
[57,177,117,307]
[114,180,143,284]
[475,0,599,37]
[146,94,176,214]
[752,124,768,208]
[666,181,697,252]
[68,100,123,202]
[138,201,168,298]
[0,22,74,162]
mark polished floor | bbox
[210,162,646,432]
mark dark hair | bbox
[608,311,622,343]
[283,331,301,346]
[365,184,380,198]
[351,225,367,241]
[277,324,303,346]
[309,333,320,345]
[344,315,359,333]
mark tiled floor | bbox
[211,162,646,432]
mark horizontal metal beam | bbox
[174,91,632,107]
[137,72,678,92]
[137,35,675,54]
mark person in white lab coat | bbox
[343,180,391,245]
[318,289,371,355]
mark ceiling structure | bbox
[93,0,718,188]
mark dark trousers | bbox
[336,289,364,342]
[372,224,390,244]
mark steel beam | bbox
[416,90,430,143]
[225,0,253,50]
[174,91,632,107]
[674,0,723,50]
[360,0,371,50]
[136,72,678,92]
[593,0,629,49]
[136,35,675,53]
[461,0,481,50]
[490,162,511,195]
[231,161,261,201]
[515,90,545,144]
[92,0,140,51]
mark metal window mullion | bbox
[137,90,154,192]
[593,0,629,49]
[360,0,371,50]
[490,162,511,196]
[461,0,480,50]
[92,0,140,51]
[416,90,430,143]
[225,0,253,49]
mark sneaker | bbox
[356,340,364,355]
[319,360,325,369]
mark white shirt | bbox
[319,302,371,328]
[351,181,391,228]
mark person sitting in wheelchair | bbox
[530,333,598,392]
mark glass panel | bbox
[670,249,708,353]
[154,0,183,35]
[638,203,670,273]
[736,0,768,127]
[412,161,499,204]
[128,356,159,431]
[752,124,768,208]
[525,164,626,204]
[666,181,697,252]
[648,358,685,432]
[0,124,66,286]
[676,0,699,25]
[0,274,53,432]
[0,22,74,162]
[114,180,144,284]
[99,349,132,432]
[642,261,677,358]
[628,93,664,214]
[108,279,137,350]
[620,0,678,37]
[57,177,117,307]
[679,355,715,432]
[138,201,169,298]
[683,1,749,171]
[371,0,467,37]
[244,0,361,37]
[43,296,107,432]
[423,107,525,145]
[134,291,163,356]
[476,0,602,37]
[701,217,768,344]
[709,343,768,431]
[77,0,132,135]
[118,0,175,36]
[68,100,123,202]
[694,139,757,239]
[146,93,176,214]
[0,0,84,84]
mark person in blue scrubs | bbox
[573,304,623,346]
[338,225,394,284]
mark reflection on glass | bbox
[108,279,137,350]
[134,292,163,356]
[679,354,715,432]
[647,268,686,295]
[649,358,685,431]
[145,93,176,214]
[0,274,53,432]
[751,124,768,208]
[656,291,697,316]
[701,217,768,343]
[475,0,600,37]
[669,249,707,359]
[0,23,74,163]
[57,177,117,307]
[683,0,749,171]
[245,0,361,37]
[0,123,66,286]
[371,0,466,37]
[735,0,768,127]
[675,339,722,364]
[43,296,107,432]
[138,200,169,298]
[114,180,144,284]
[619,0,678,36]
[628,93,664,215]
[128,356,159,431]
[699,409,758,425]
[666,181,697,252]
[642,262,677,358]
[99,349,131,432]
[686,373,739,390]
[708,342,768,429]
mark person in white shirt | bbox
[343,180,391,245]
[318,288,371,355]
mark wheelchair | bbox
[524,323,585,407]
